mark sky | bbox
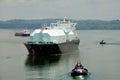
[0,0,120,20]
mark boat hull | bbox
[100,42,106,44]
[15,33,30,37]
[24,39,80,56]
[71,70,88,76]
[71,68,88,76]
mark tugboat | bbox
[24,18,80,56]
[15,29,30,37]
[71,63,88,77]
[100,40,106,44]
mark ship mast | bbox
[63,17,71,42]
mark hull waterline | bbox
[24,39,80,56]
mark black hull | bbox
[24,39,80,56]
[71,68,88,76]
[71,71,88,76]
[100,42,106,44]
[22,34,30,36]
[15,33,30,37]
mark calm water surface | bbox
[0,29,120,80]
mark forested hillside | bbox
[0,19,120,30]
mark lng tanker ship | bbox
[24,18,80,56]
